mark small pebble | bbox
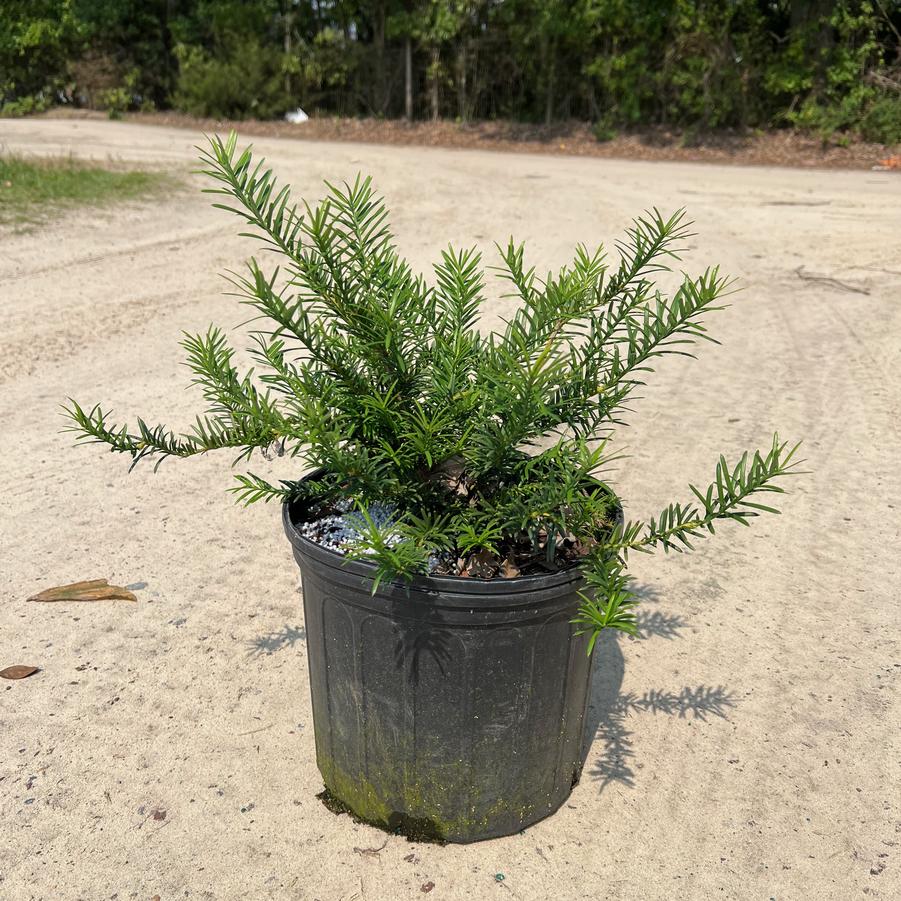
[300,503,402,556]
[300,503,463,575]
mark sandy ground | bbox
[1,118,899,901]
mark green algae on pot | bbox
[315,757,524,843]
[65,133,802,842]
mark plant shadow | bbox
[393,622,454,685]
[247,623,306,657]
[580,585,736,791]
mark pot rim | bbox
[282,470,623,596]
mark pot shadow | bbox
[247,623,306,657]
[580,585,736,791]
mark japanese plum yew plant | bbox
[66,133,800,651]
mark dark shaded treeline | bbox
[2,1,899,142]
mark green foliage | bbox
[94,69,143,117]
[3,2,899,140]
[790,86,901,145]
[71,0,177,109]
[64,134,802,647]
[0,0,81,107]
[0,93,53,117]
[592,117,617,143]
[774,1,900,143]
[860,94,901,144]
[97,87,128,117]
[173,39,289,119]
[0,153,168,226]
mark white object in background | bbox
[285,107,309,124]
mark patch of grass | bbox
[0,153,173,227]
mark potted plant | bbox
[66,133,800,843]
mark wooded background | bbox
[2,1,900,143]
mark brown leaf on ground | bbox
[572,538,595,558]
[421,883,435,894]
[1,664,40,680]
[431,454,465,481]
[27,579,137,603]
[500,555,521,579]
[466,549,499,579]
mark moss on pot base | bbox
[317,754,555,843]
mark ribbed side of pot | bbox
[294,545,594,843]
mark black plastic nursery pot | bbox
[283,494,608,843]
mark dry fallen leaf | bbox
[27,579,137,603]
[466,549,498,579]
[1,665,40,680]
[500,555,520,579]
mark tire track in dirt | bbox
[0,284,214,384]
[3,117,900,901]
[0,223,228,285]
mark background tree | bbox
[0,0,81,113]
[1,0,899,143]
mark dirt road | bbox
[1,118,899,900]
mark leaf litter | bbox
[1,665,40,680]
[27,579,137,602]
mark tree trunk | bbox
[405,36,413,120]
[374,0,387,115]
[544,44,555,125]
[283,3,292,98]
[457,40,467,121]
[430,45,440,121]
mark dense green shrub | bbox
[592,118,617,143]
[66,134,801,647]
[0,0,79,108]
[860,95,901,144]
[71,0,176,110]
[0,94,53,117]
[173,40,289,120]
